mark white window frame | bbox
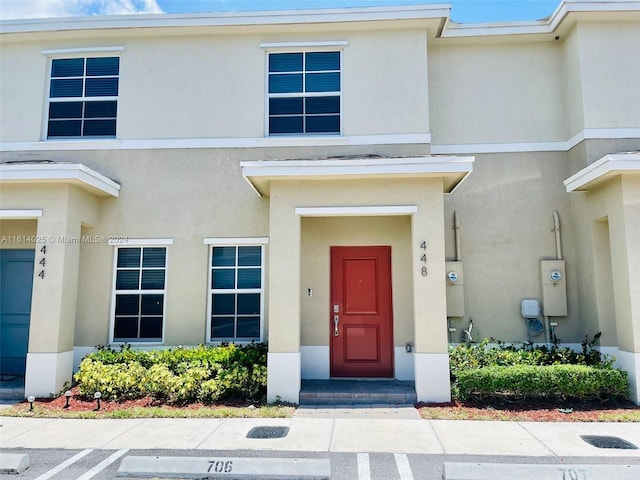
[263,45,345,137]
[43,48,123,141]
[205,238,268,344]
[109,241,171,345]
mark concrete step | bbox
[0,388,25,401]
[299,380,416,406]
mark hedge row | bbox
[449,334,614,381]
[454,364,629,402]
[74,343,267,404]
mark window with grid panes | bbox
[113,247,166,342]
[47,56,119,138]
[267,51,340,135]
[209,245,263,341]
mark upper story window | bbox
[267,51,341,135]
[47,56,119,138]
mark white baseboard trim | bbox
[73,346,98,372]
[267,352,301,404]
[414,352,451,403]
[300,345,415,381]
[25,350,74,398]
[301,346,329,379]
[395,347,415,381]
[616,350,640,405]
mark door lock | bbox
[334,315,339,336]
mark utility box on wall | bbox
[540,260,567,316]
[446,261,465,317]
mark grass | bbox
[0,403,294,420]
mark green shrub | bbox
[449,333,615,381]
[74,343,267,403]
[454,364,629,402]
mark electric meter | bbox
[447,271,458,283]
[549,270,562,282]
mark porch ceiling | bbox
[564,152,640,192]
[241,155,474,197]
[0,162,120,197]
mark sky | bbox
[0,0,561,23]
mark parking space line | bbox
[394,453,414,480]
[76,449,129,480]
[357,453,371,480]
[33,449,93,480]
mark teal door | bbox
[0,249,35,376]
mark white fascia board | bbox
[0,209,43,219]
[295,205,418,216]
[241,156,474,178]
[242,156,473,196]
[440,1,640,38]
[564,152,640,192]
[0,4,451,34]
[0,163,120,197]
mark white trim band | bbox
[108,238,174,246]
[0,209,43,219]
[295,205,418,216]
[0,133,431,152]
[204,237,269,245]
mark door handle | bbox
[334,315,339,336]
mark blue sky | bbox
[0,0,561,23]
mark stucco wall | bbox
[0,28,429,142]
[576,22,640,130]
[0,219,37,248]
[428,41,566,145]
[443,151,580,342]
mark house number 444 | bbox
[419,241,427,277]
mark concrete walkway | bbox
[2,409,640,457]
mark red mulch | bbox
[417,399,640,422]
[29,387,258,414]
[21,387,639,421]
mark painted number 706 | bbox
[207,460,233,473]
[558,468,589,480]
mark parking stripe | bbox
[357,453,371,480]
[33,449,93,480]
[76,449,129,480]
[394,453,414,480]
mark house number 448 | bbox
[419,241,427,277]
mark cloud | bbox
[0,0,163,20]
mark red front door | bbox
[330,246,394,377]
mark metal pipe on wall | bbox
[553,210,562,260]
[454,210,461,261]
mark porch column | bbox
[267,184,302,403]
[412,181,451,402]
[25,186,98,397]
[613,176,640,403]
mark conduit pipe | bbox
[454,210,461,261]
[553,210,562,260]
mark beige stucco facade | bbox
[1,1,639,403]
